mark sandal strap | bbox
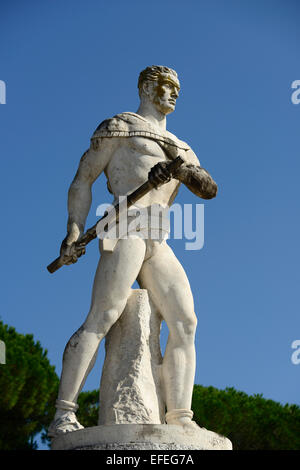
[55,399,79,412]
[165,408,194,423]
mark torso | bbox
[104,135,188,208]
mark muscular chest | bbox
[106,136,178,196]
[108,137,167,179]
[127,136,167,158]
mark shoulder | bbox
[165,130,200,165]
[92,112,148,138]
[165,130,191,151]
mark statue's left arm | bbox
[147,138,218,200]
[173,148,218,200]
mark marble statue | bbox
[48,65,219,442]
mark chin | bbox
[154,99,175,115]
[161,104,175,115]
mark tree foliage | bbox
[191,385,300,450]
[0,321,59,450]
[77,390,99,427]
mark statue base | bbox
[51,424,232,450]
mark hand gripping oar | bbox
[47,156,184,273]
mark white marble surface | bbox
[98,289,165,425]
[51,424,233,451]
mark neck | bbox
[136,100,167,131]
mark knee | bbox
[85,297,128,335]
[182,314,197,339]
[100,307,121,333]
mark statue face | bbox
[145,75,180,115]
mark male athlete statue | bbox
[48,65,217,437]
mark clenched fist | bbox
[60,223,86,265]
[148,161,172,188]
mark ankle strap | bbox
[55,399,79,412]
[165,408,193,423]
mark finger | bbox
[66,243,78,257]
[148,172,158,184]
[151,176,164,186]
[149,172,166,189]
[64,255,73,265]
[160,173,171,182]
[153,169,167,182]
[77,248,85,258]
[76,244,86,256]
[156,173,169,183]
[161,167,171,180]
[61,253,71,262]
[156,166,171,180]
[149,177,160,190]
[64,245,71,257]
[77,242,86,250]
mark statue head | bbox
[138,65,180,115]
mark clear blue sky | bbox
[1,0,299,415]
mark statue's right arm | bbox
[60,138,114,262]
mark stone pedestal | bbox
[51,289,232,450]
[98,289,165,425]
[51,424,233,450]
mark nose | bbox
[171,87,179,98]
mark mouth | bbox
[168,99,176,105]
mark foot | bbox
[182,419,203,432]
[48,411,84,439]
[169,416,202,430]
[165,409,203,432]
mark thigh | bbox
[89,237,146,313]
[138,241,195,326]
